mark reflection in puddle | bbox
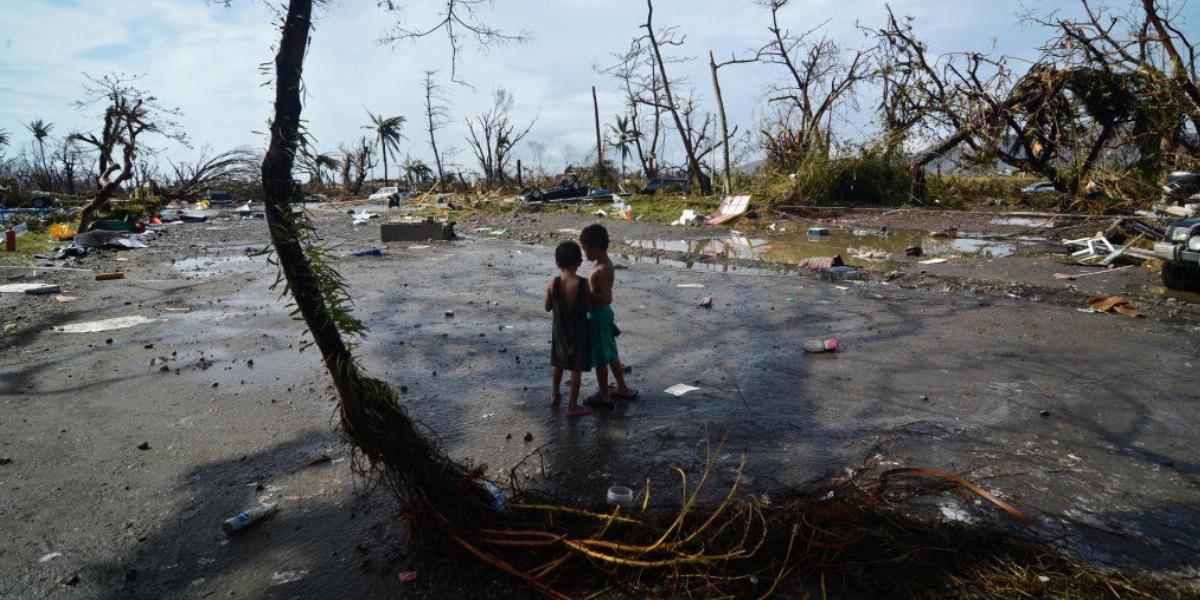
[989,217,1058,228]
[626,227,1039,267]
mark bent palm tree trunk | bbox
[262,0,493,535]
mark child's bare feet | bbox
[566,404,592,417]
[550,390,562,406]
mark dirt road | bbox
[2,209,1198,598]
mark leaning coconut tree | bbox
[254,1,1195,598]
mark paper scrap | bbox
[664,384,699,397]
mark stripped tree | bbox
[422,70,450,191]
[70,74,184,232]
[464,88,534,188]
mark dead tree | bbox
[642,0,711,194]
[464,88,534,188]
[756,0,869,170]
[69,74,184,232]
[600,38,666,178]
[709,49,760,194]
[52,138,84,196]
[422,70,450,191]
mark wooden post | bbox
[592,86,604,186]
[709,51,731,196]
[517,159,523,188]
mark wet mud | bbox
[2,208,1198,598]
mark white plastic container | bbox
[606,486,634,509]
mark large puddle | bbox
[626,227,1046,267]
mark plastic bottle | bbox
[482,480,508,513]
[223,502,278,534]
[803,338,840,353]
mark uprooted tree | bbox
[70,74,184,232]
[872,0,1200,204]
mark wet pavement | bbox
[2,211,1199,598]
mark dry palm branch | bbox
[257,2,1191,598]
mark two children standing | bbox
[544,224,638,416]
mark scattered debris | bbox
[39,552,62,563]
[270,569,309,586]
[797,256,844,270]
[54,294,78,303]
[523,432,534,442]
[930,227,958,238]
[223,502,279,534]
[22,284,61,295]
[698,296,713,308]
[444,310,455,318]
[821,266,859,282]
[1,283,56,294]
[53,315,161,333]
[918,258,948,265]
[399,571,418,583]
[306,454,332,467]
[351,248,384,257]
[676,283,705,289]
[664,383,699,397]
[136,441,150,451]
[1087,296,1144,318]
[1053,265,1135,281]
[706,194,751,226]
[905,246,923,257]
[95,272,125,281]
[672,209,703,226]
[351,210,380,225]
[0,457,11,466]
[807,227,830,236]
[803,339,840,353]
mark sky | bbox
[0,0,1182,180]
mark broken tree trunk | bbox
[709,51,732,196]
[593,85,605,187]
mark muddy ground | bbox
[2,203,1198,598]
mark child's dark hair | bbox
[555,241,583,268]
[580,223,610,252]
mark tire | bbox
[1162,262,1200,292]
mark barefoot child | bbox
[545,241,592,417]
[579,224,638,407]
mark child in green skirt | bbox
[579,224,638,407]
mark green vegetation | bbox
[0,231,56,263]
